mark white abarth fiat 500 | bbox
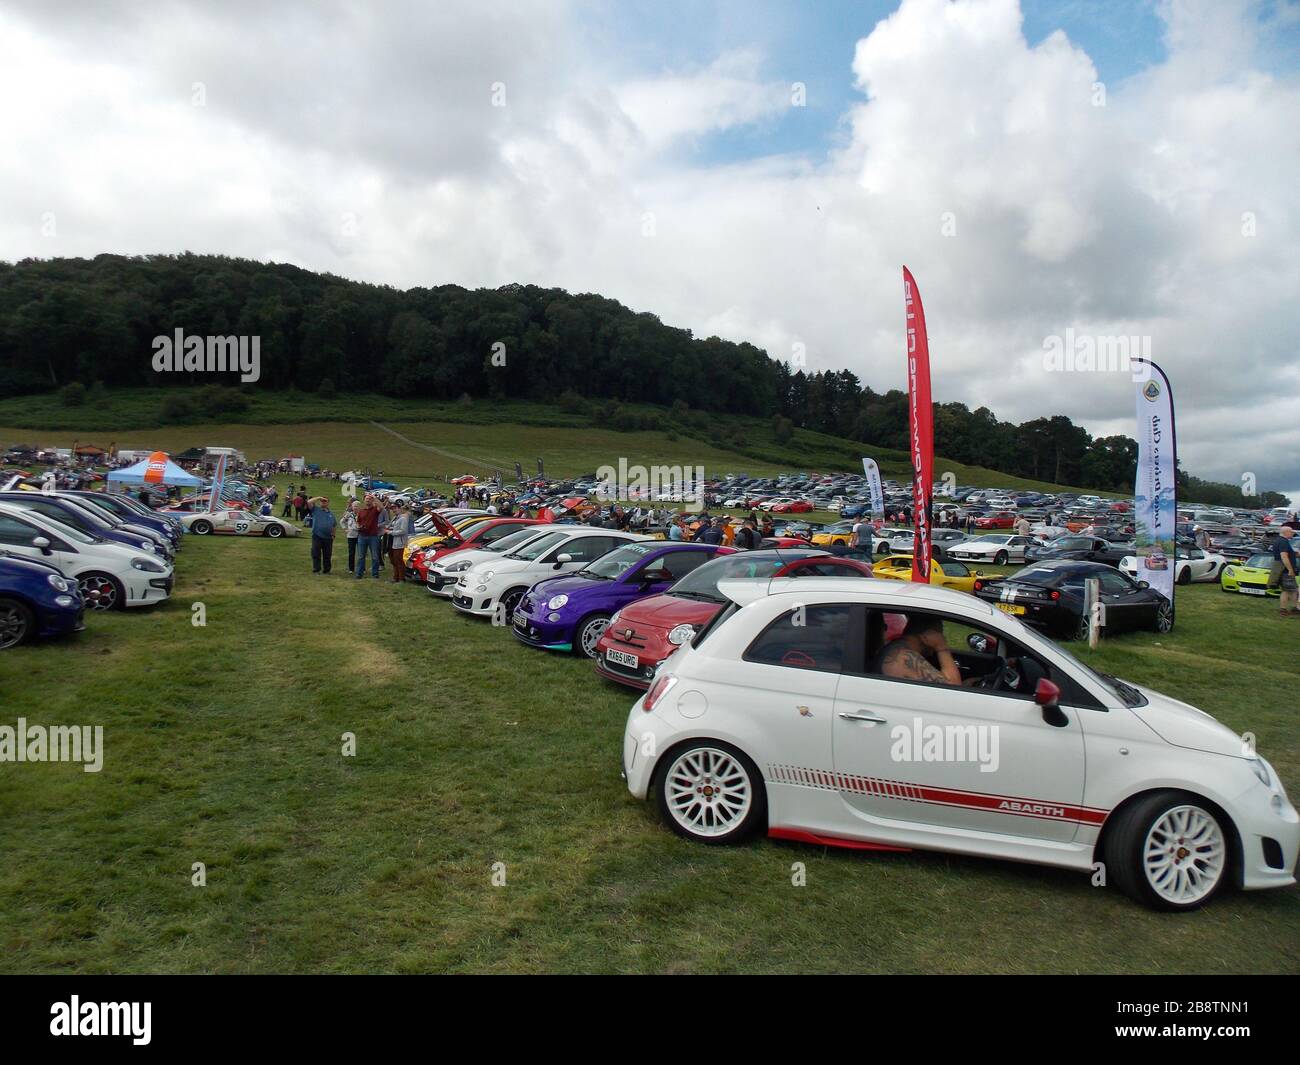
[623,577,1297,911]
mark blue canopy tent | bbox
[106,451,202,488]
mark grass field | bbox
[0,474,1297,974]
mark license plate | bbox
[607,648,639,669]
[1241,587,1266,596]
[995,603,1026,615]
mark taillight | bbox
[643,675,678,713]
[973,580,984,591]
[1050,590,1060,600]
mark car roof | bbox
[716,575,998,616]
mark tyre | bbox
[1102,791,1231,911]
[1154,599,1173,633]
[191,519,213,535]
[653,740,766,844]
[1072,614,1091,642]
[265,524,284,538]
[499,587,526,617]
[1176,566,1191,585]
[575,613,611,659]
[78,572,124,611]
[994,550,1008,565]
[0,597,34,649]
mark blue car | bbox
[0,553,86,649]
[65,490,183,548]
[511,541,729,658]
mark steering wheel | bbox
[976,659,1010,692]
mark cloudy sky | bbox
[2,0,1297,497]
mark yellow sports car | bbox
[872,554,989,593]
[809,520,858,547]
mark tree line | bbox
[0,253,1284,504]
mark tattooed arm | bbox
[881,645,961,686]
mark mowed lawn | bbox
[1,513,1297,973]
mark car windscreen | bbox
[483,527,545,553]
[28,511,97,545]
[583,542,658,579]
[669,555,789,601]
[1053,537,1091,549]
[1245,554,1272,568]
[505,531,567,560]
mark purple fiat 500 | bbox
[511,541,732,658]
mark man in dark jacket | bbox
[308,497,337,574]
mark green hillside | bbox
[0,388,1114,495]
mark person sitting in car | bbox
[876,614,964,686]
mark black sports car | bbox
[1024,535,1130,567]
[973,560,1173,640]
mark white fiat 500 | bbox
[425,524,567,597]
[0,502,174,610]
[623,577,1297,911]
[452,528,648,619]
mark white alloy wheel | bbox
[662,746,754,839]
[1142,804,1227,906]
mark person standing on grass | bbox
[282,486,295,518]
[354,494,383,579]
[341,499,359,572]
[308,497,337,574]
[852,515,873,554]
[387,503,412,582]
[1273,526,1298,618]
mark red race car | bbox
[974,510,1016,529]
[594,548,879,689]
[769,499,814,513]
[406,515,541,582]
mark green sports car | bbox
[1219,553,1279,597]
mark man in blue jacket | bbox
[308,497,338,574]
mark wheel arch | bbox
[1092,786,1244,889]
[645,734,770,827]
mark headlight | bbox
[1224,567,1235,576]
[46,573,70,592]
[54,595,75,607]
[140,541,155,552]
[131,557,166,573]
[480,570,494,581]
[547,594,568,610]
[1249,759,1271,788]
[446,560,472,572]
[668,623,696,646]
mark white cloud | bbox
[0,0,1296,493]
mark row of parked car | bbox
[0,489,185,649]
[397,505,1296,912]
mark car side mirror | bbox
[1035,678,1068,727]
[967,633,995,654]
[1138,580,1149,589]
[641,567,670,583]
[32,536,51,554]
[554,552,573,565]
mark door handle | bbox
[838,711,886,724]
